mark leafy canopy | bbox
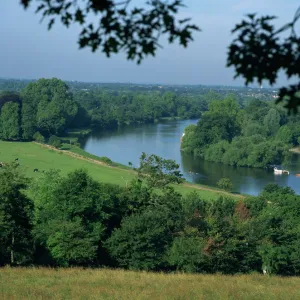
[0,102,20,141]
[217,178,233,192]
[0,163,33,265]
[21,0,199,64]
[105,209,172,270]
[228,9,300,113]
[33,169,110,266]
[48,135,62,149]
[18,2,300,110]
[136,152,184,188]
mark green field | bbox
[1,267,299,300]
[0,141,240,200]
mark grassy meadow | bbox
[1,267,299,300]
[0,141,241,200]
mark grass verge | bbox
[1,267,299,300]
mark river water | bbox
[82,119,300,196]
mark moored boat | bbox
[180,132,185,142]
[274,167,289,175]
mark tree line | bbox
[0,78,280,144]
[0,78,213,141]
[73,88,206,129]
[181,96,300,168]
[0,79,78,141]
[1,154,300,275]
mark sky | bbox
[0,0,298,85]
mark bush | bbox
[59,144,71,151]
[217,178,233,192]
[100,156,113,165]
[48,135,62,149]
[105,209,172,270]
[167,236,208,273]
[33,131,45,143]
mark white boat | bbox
[274,167,289,175]
[180,132,185,142]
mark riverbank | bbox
[1,267,299,300]
[81,119,300,196]
[42,142,245,198]
[0,141,243,200]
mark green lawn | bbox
[0,141,238,200]
[0,141,135,185]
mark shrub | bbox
[59,144,71,151]
[33,131,45,143]
[105,209,172,270]
[48,135,62,149]
[100,156,113,165]
[217,178,233,192]
[167,236,208,273]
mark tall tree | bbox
[0,163,33,265]
[21,78,78,139]
[33,169,111,266]
[263,108,281,136]
[0,102,21,140]
[136,152,184,189]
[105,209,173,270]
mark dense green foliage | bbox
[21,78,78,139]
[0,79,78,141]
[32,132,45,143]
[0,102,21,140]
[1,156,300,276]
[0,163,33,265]
[0,78,282,145]
[32,169,112,266]
[106,209,173,270]
[48,135,62,149]
[73,89,206,129]
[136,152,184,188]
[181,97,299,168]
[0,78,212,141]
[217,178,233,192]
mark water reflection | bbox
[82,120,300,196]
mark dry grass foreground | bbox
[1,267,299,300]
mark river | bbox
[81,119,300,196]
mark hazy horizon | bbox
[0,77,278,90]
[0,1,298,87]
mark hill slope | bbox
[0,141,242,200]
